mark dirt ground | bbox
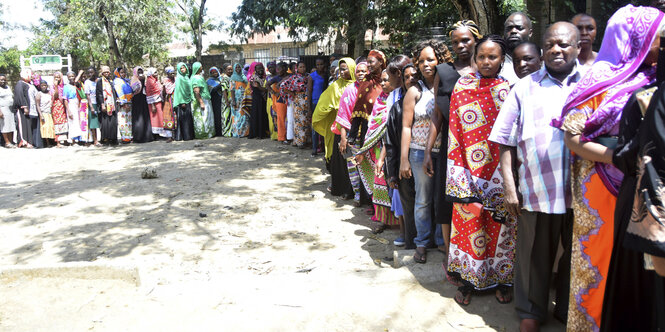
[0,137,566,331]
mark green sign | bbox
[30,55,62,69]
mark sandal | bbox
[495,285,512,304]
[365,207,374,216]
[414,247,427,264]
[4,143,16,149]
[454,285,472,306]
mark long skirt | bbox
[174,104,195,141]
[67,98,86,141]
[447,204,516,290]
[286,101,295,140]
[249,91,268,139]
[275,101,287,141]
[567,159,616,331]
[267,96,278,140]
[292,92,311,146]
[15,110,31,144]
[330,134,354,197]
[131,93,153,143]
[40,113,55,139]
[211,92,223,137]
[162,94,175,138]
[78,98,90,142]
[99,111,117,142]
[193,100,215,139]
[221,98,233,137]
[29,115,43,148]
[232,95,251,137]
[51,99,68,141]
[149,102,165,136]
[89,103,100,129]
[117,104,132,142]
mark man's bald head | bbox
[542,22,580,81]
[543,22,580,46]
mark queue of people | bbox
[311,5,664,332]
[1,4,665,332]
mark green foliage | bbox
[31,0,173,69]
[499,0,527,16]
[230,0,376,54]
[377,0,458,53]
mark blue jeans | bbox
[409,149,434,248]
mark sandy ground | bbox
[0,137,566,331]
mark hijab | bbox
[230,63,248,83]
[312,57,357,160]
[553,5,665,141]
[173,62,192,106]
[246,62,259,82]
[130,66,143,94]
[207,66,222,89]
[190,62,211,102]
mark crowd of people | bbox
[1,4,665,332]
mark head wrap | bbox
[130,66,143,93]
[449,20,483,40]
[243,64,250,77]
[368,49,387,70]
[165,66,175,74]
[38,79,48,92]
[230,63,248,83]
[247,62,259,81]
[173,62,192,106]
[145,67,157,77]
[207,66,222,89]
[190,61,211,104]
[101,66,111,74]
[32,73,42,86]
[113,67,123,79]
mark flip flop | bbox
[454,287,472,306]
[414,248,427,264]
[495,285,512,304]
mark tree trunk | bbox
[345,0,367,58]
[196,0,207,62]
[98,4,123,65]
[450,0,501,35]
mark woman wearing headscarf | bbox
[207,66,225,137]
[232,62,256,138]
[14,69,34,148]
[35,80,55,147]
[28,70,43,148]
[51,71,69,147]
[265,61,278,140]
[442,36,514,305]
[248,62,269,139]
[130,66,153,143]
[282,60,310,147]
[220,64,234,137]
[334,61,369,203]
[173,62,195,141]
[113,67,133,143]
[74,71,90,144]
[230,63,248,137]
[95,66,117,144]
[190,61,214,139]
[269,62,290,143]
[145,67,165,139]
[551,5,665,331]
[162,66,177,141]
[312,57,356,165]
[355,69,399,231]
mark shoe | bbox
[393,237,405,246]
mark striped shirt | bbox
[489,64,584,214]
